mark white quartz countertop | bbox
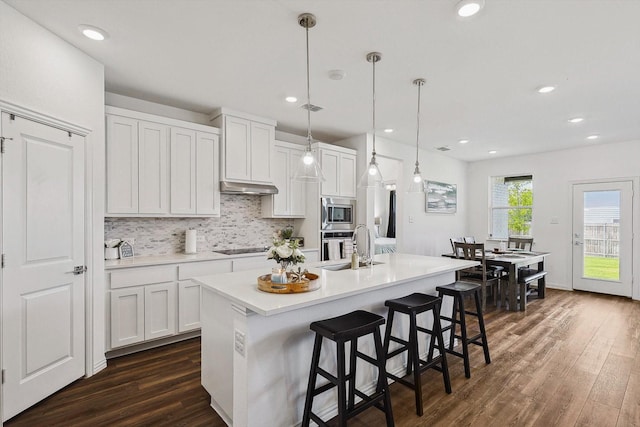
[104,248,320,269]
[193,253,478,316]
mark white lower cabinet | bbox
[144,282,177,340]
[108,259,233,351]
[178,281,201,332]
[110,287,145,348]
[110,282,176,348]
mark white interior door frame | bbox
[569,176,639,300]
[0,100,96,423]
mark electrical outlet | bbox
[408,216,414,223]
[197,235,205,243]
[234,330,245,357]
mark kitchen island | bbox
[194,253,477,427]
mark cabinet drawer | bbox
[232,257,274,272]
[109,265,177,289]
[178,260,233,280]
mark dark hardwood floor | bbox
[6,289,640,426]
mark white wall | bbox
[337,133,468,257]
[0,1,106,373]
[467,139,640,299]
[106,92,210,125]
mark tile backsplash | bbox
[104,195,292,256]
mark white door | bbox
[1,113,86,421]
[572,181,633,296]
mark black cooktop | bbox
[213,247,269,255]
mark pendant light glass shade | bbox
[292,13,324,182]
[408,78,426,193]
[359,52,384,188]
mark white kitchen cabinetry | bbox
[178,281,202,333]
[196,132,221,215]
[144,282,177,340]
[170,127,197,215]
[107,259,233,351]
[106,106,220,217]
[138,121,169,214]
[110,282,177,348]
[106,115,139,214]
[210,108,276,185]
[110,287,145,348]
[262,141,306,218]
[176,259,233,333]
[315,143,357,198]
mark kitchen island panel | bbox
[199,254,470,427]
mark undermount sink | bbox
[321,261,384,271]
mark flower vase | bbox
[271,261,290,284]
[280,261,291,282]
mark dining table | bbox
[442,249,550,312]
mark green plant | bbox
[281,226,294,240]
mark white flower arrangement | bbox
[267,234,305,266]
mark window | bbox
[490,175,533,239]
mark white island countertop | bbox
[193,252,477,316]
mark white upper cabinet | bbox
[262,141,306,218]
[224,116,251,181]
[138,121,169,214]
[210,108,276,185]
[106,106,220,217]
[315,143,357,199]
[196,132,221,216]
[170,127,197,215]
[106,115,139,214]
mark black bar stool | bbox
[382,293,451,416]
[431,281,491,378]
[302,310,394,427]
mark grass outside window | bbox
[584,256,619,280]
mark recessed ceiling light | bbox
[537,86,556,94]
[458,139,469,144]
[328,69,346,80]
[78,24,108,41]
[384,128,394,133]
[285,96,297,103]
[456,0,485,17]
[586,134,599,140]
[488,150,497,154]
[568,117,584,123]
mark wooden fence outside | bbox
[583,223,619,258]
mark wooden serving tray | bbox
[257,272,320,294]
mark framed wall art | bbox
[425,180,457,213]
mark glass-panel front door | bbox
[572,181,633,296]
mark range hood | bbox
[220,181,279,195]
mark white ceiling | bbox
[6,0,640,162]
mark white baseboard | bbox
[92,358,107,375]
[105,330,201,359]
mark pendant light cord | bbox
[372,57,377,157]
[305,25,312,148]
[415,82,421,168]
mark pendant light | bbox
[358,52,384,188]
[292,13,325,182]
[408,78,426,193]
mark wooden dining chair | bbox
[507,237,533,250]
[450,237,465,255]
[452,242,499,311]
[506,236,544,303]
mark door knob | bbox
[68,265,87,275]
[574,241,583,246]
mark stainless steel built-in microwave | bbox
[321,197,356,230]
